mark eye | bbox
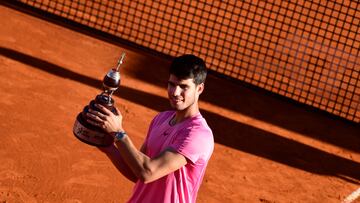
[179,84,189,89]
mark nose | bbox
[170,85,181,96]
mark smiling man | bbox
[86,54,214,203]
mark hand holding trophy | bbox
[73,53,126,146]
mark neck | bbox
[171,104,199,126]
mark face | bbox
[167,74,204,112]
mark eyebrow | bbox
[168,81,189,87]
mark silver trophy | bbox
[73,53,125,146]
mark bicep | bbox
[143,149,187,183]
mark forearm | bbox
[114,136,152,182]
[88,104,152,181]
[98,145,138,183]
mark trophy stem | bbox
[109,92,114,102]
[115,53,126,71]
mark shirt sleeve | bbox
[169,126,213,164]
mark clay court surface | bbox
[1,5,360,203]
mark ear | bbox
[197,83,205,95]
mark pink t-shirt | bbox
[127,111,214,203]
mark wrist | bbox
[110,128,124,137]
[113,130,127,142]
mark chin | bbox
[170,103,185,111]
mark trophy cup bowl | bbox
[73,53,125,147]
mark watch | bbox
[114,131,127,142]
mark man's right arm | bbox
[99,144,138,183]
[98,142,148,183]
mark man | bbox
[86,54,214,203]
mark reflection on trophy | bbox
[73,53,126,147]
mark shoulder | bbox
[178,115,214,148]
[151,110,175,125]
[172,115,214,163]
[186,114,213,138]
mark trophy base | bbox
[73,113,113,147]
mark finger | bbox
[89,108,108,119]
[86,118,104,128]
[95,104,112,116]
[86,112,105,121]
[95,110,107,119]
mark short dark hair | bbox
[169,54,207,85]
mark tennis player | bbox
[86,54,214,203]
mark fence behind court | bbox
[7,0,360,123]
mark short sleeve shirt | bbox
[127,111,214,203]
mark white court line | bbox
[342,188,360,203]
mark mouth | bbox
[171,98,183,104]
